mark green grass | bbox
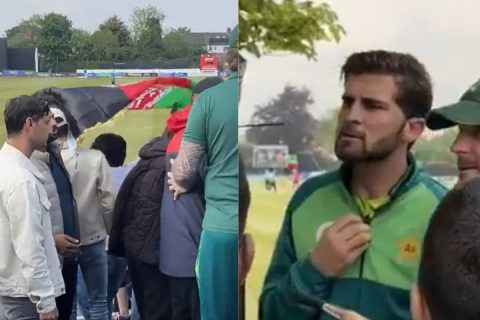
[245,178,294,320]
[0,77,171,162]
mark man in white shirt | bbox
[0,95,64,320]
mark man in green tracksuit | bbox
[259,50,447,320]
[169,25,239,320]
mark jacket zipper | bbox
[358,205,388,279]
[358,216,370,279]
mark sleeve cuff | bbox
[182,135,206,146]
[33,295,56,314]
[291,256,332,295]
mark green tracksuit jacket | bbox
[259,162,447,320]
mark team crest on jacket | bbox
[399,238,420,261]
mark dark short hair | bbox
[341,50,433,119]
[418,179,480,320]
[91,133,127,167]
[4,95,50,136]
[239,155,251,236]
[193,77,224,95]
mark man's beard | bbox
[334,124,403,163]
[455,156,480,188]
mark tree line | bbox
[5,5,208,72]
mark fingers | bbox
[64,235,80,244]
[347,242,369,262]
[330,214,363,233]
[65,243,80,251]
[347,231,371,251]
[340,223,371,243]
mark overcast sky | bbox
[0,0,237,35]
[239,0,480,124]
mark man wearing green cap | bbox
[168,25,239,320]
[426,79,480,188]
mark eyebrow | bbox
[341,94,389,106]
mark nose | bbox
[451,132,471,155]
[342,102,363,124]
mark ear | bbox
[239,233,255,285]
[25,117,34,129]
[403,118,425,144]
[411,284,431,320]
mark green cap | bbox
[229,25,238,48]
[427,80,480,130]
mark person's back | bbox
[183,75,238,233]
[62,148,114,242]
[108,135,171,319]
[161,106,206,277]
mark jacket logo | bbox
[399,239,420,261]
[315,222,334,241]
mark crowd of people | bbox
[239,49,480,320]
[4,25,480,320]
[0,26,239,320]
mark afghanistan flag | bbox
[34,77,194,138]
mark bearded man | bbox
[259,50,447,320]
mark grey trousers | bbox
[0,296,38,320]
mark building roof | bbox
[189,32,230,46]
[209,37,229,46]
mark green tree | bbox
[239,0,345,59]
[97,16,132,61]
[246,85,319,154]
[37,13,73,70]
[99,15,131,47]
[5,14,43,47]
[163,30,193,60]
[91,29,119,61]
[131,5,165,60]
[70,29,93,62]
[314,107,340,153]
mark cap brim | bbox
[426,100,480,130]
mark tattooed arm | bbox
[171,140,206,191]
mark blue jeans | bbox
[76,240,108,320]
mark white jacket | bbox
[61,148,114,246]
[0,143,65,313]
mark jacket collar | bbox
[339,153,420,200]
[1,143,46,183]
